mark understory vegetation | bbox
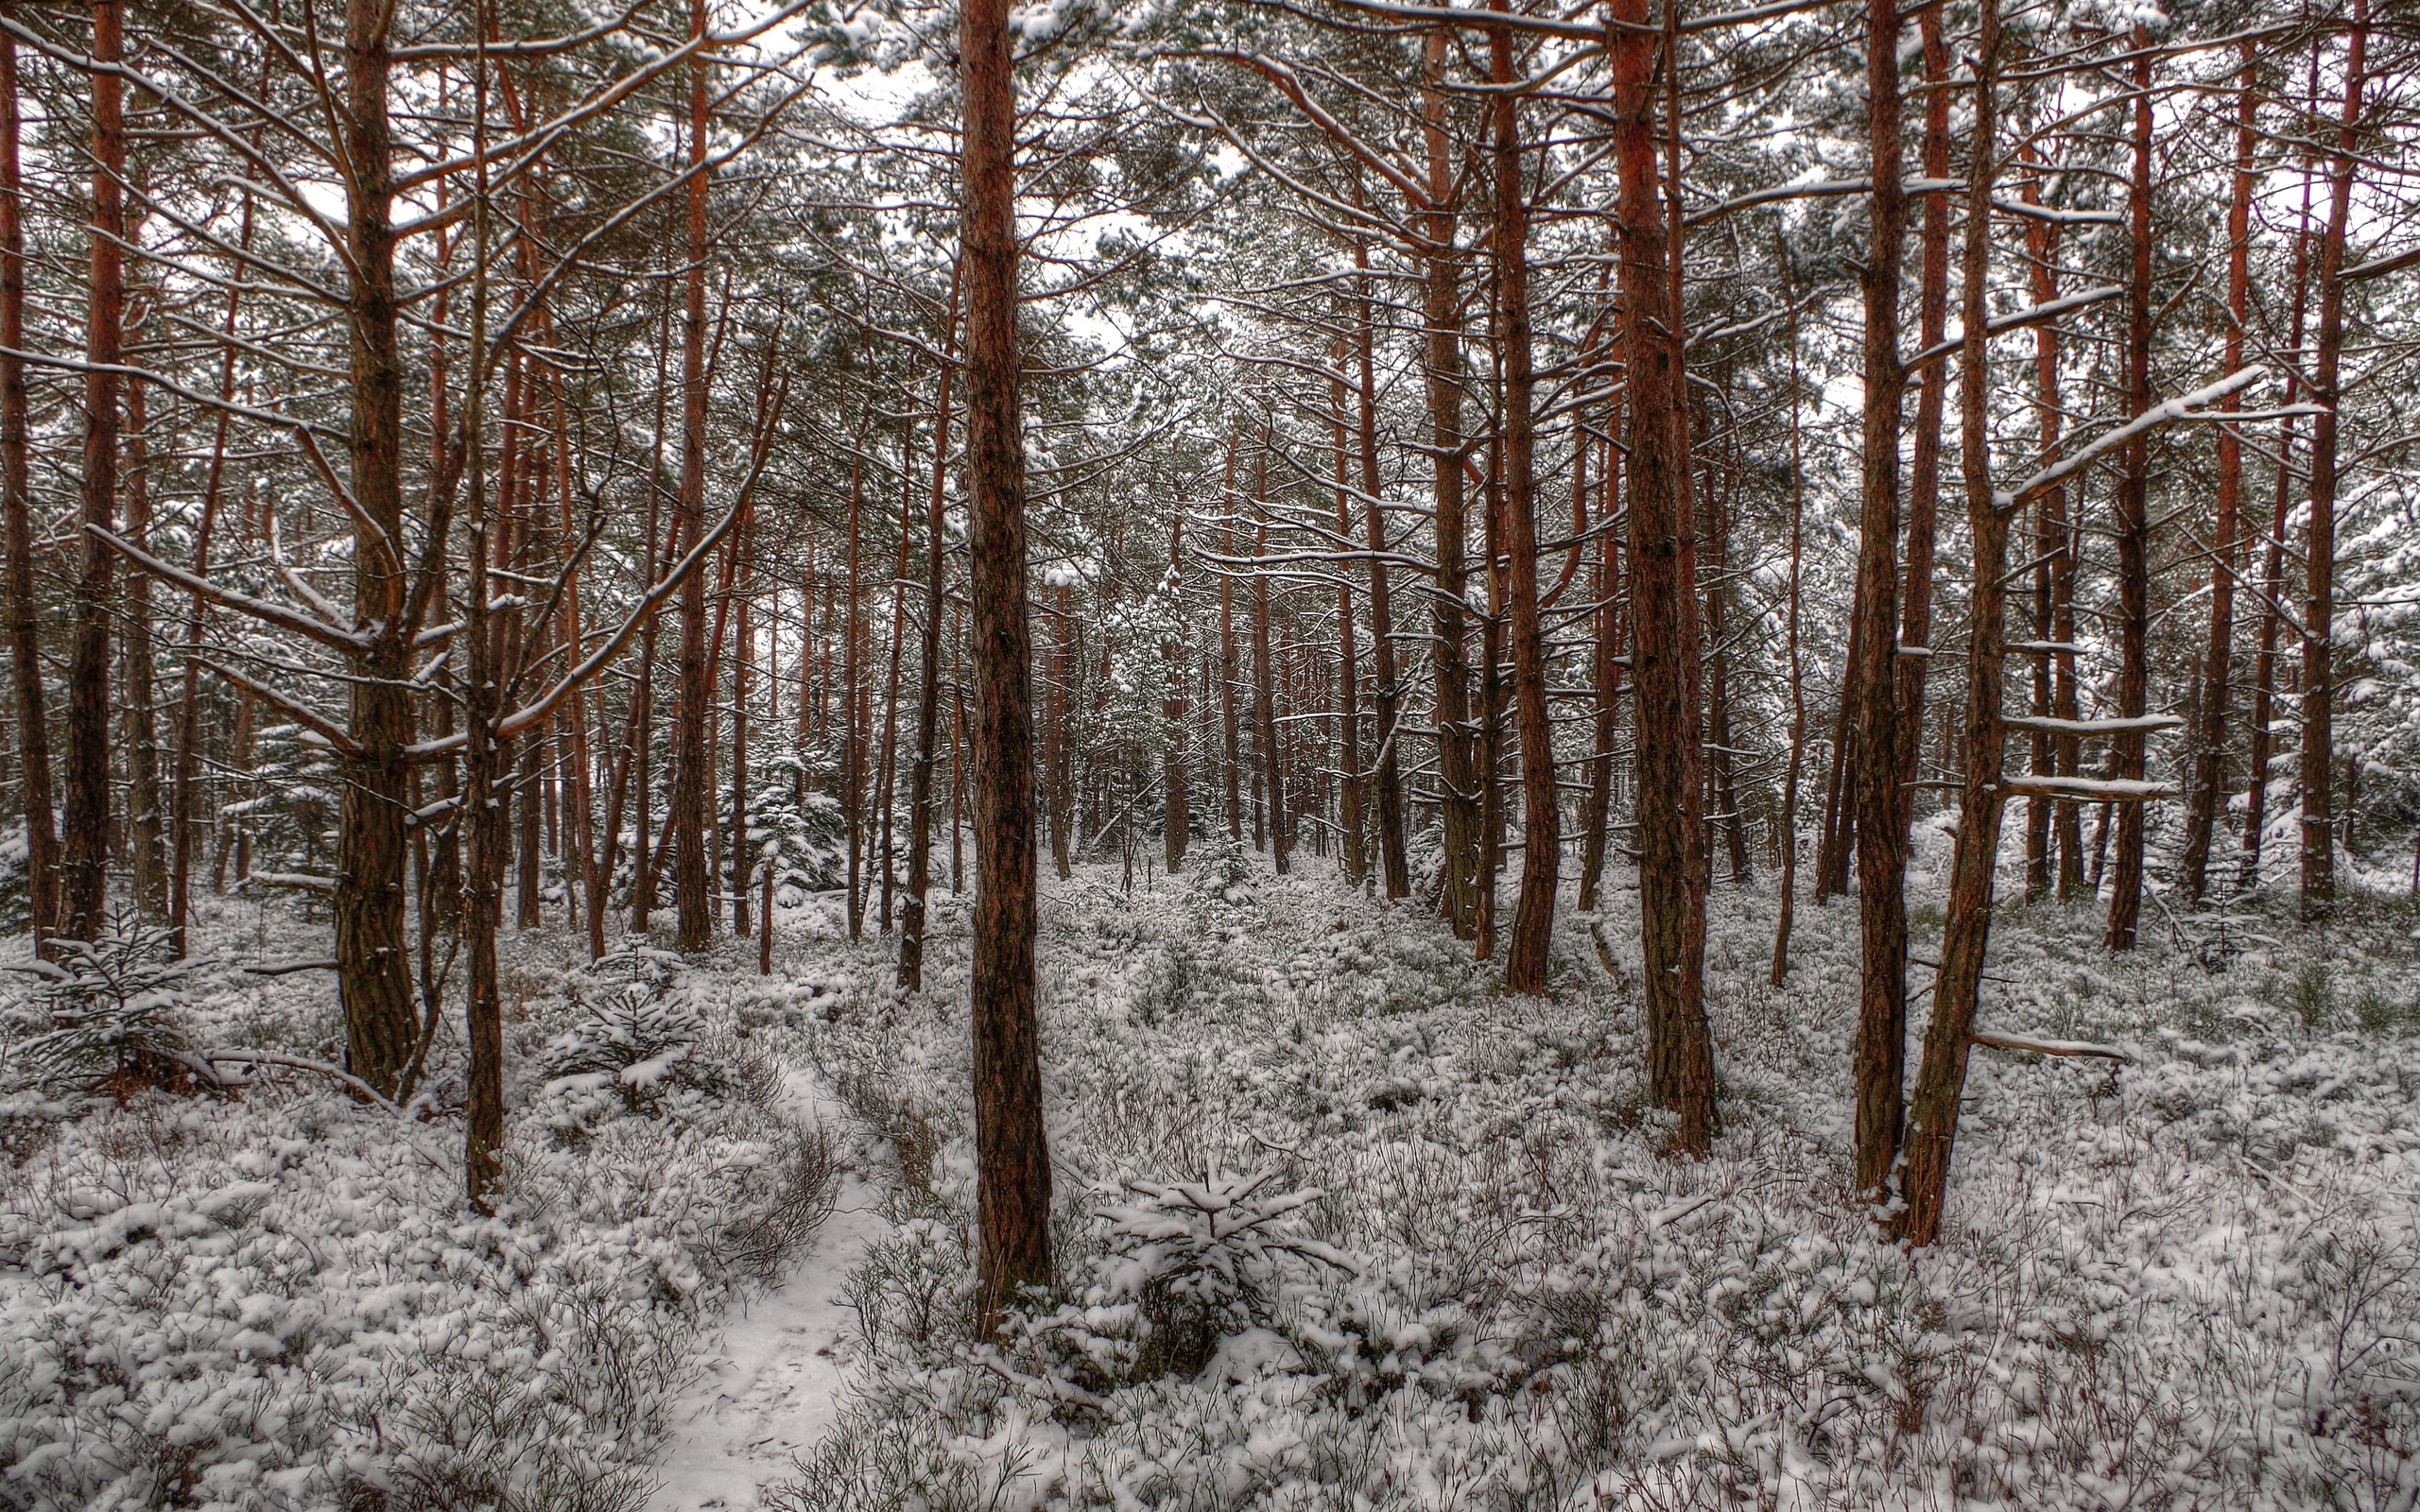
[775,856,2420,1512]
[0,914,838,1511]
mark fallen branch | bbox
[191,1049,401,1111]
[1969,1029,2131,1061]
[240,959,339,977]
[237,870,340,893]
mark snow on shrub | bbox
[1,925,199,1099]
[0,926,838,1512]
[787,866,2420,1511]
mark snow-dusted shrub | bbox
[1,925,198,1098]
[0,919,841,1512]
[1038,1170,1354,1384]
[0,825,27,936]
[743,755,849,903]
[538,958,723,1126]
[709,1122,842,1285]
[1187,834,1254,905]
[792,862,2420,1510]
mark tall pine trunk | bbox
[1612,0,1713,1154]
[1850,0,1911,1202]
[1897,0,2002,1246]
[2180,51,2258,902]
[961,0,1053,1323]
[2302,3,2365,913]
[64,0,127,945]
[0,38,56,955]
[671,0,715,950]
[1423,32,1481,936]
[2104,37,2155,952]
[1493,4,1557,993]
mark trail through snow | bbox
[649,1074,890,1510]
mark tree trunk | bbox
[671,0,715,950]
[0,39,56,956]
[122,376,164,919]
[1492,5,1558,993]
[1423,31,1481,937]
[64,0,127,945]
[1893,9,1952,841]
[732,579,752,936]
[1219,429,1243,844]
[1772,247,1807,986]
[1329,360,1366,887]
[1897,0,2001,1247]
[843,448,869,930]
[1355,239,1409,898]
[2181,50,2259,902]
[1578,410,1621,915]
[327,0,422,1096]
[2245,163,2315,895]
[1252,438,1288,875]
[961,0,1052,1324]
[1850,0,1911,1203]
[2302,3,2364,915]
[2103,35,2154,953]
[1162,507,1189,875]
[876,463,915,930]
[901,280,959,990]
[1612,0,1712,1154]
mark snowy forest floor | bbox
[3,829,2419,1510]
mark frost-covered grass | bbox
[777,850,2420,1511]
[0,903,838,1511]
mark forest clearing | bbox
[0,0,2414,1506]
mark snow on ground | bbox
[769,842,2420,1511]
[650,1073,892,1512]
[4,850,2418,1510]
[0,902,851,1511]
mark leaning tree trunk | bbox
[64,0,127,946]
[1897,0,2001,1247]
[1611,0,1713,1154]
[961,0,1053,1327]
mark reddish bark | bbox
[2302,1,2366,913]
[2105,36,2155,952]
[1897,0,2003,1247]
[961,0,1053,1322]
[1611,0,1712,1154]
[64,0,127,945]
[2181,51,2259,901]
[1850,0,1911,1203]
[1492,2,1557,994]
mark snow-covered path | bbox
[648,1080,890,1511]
